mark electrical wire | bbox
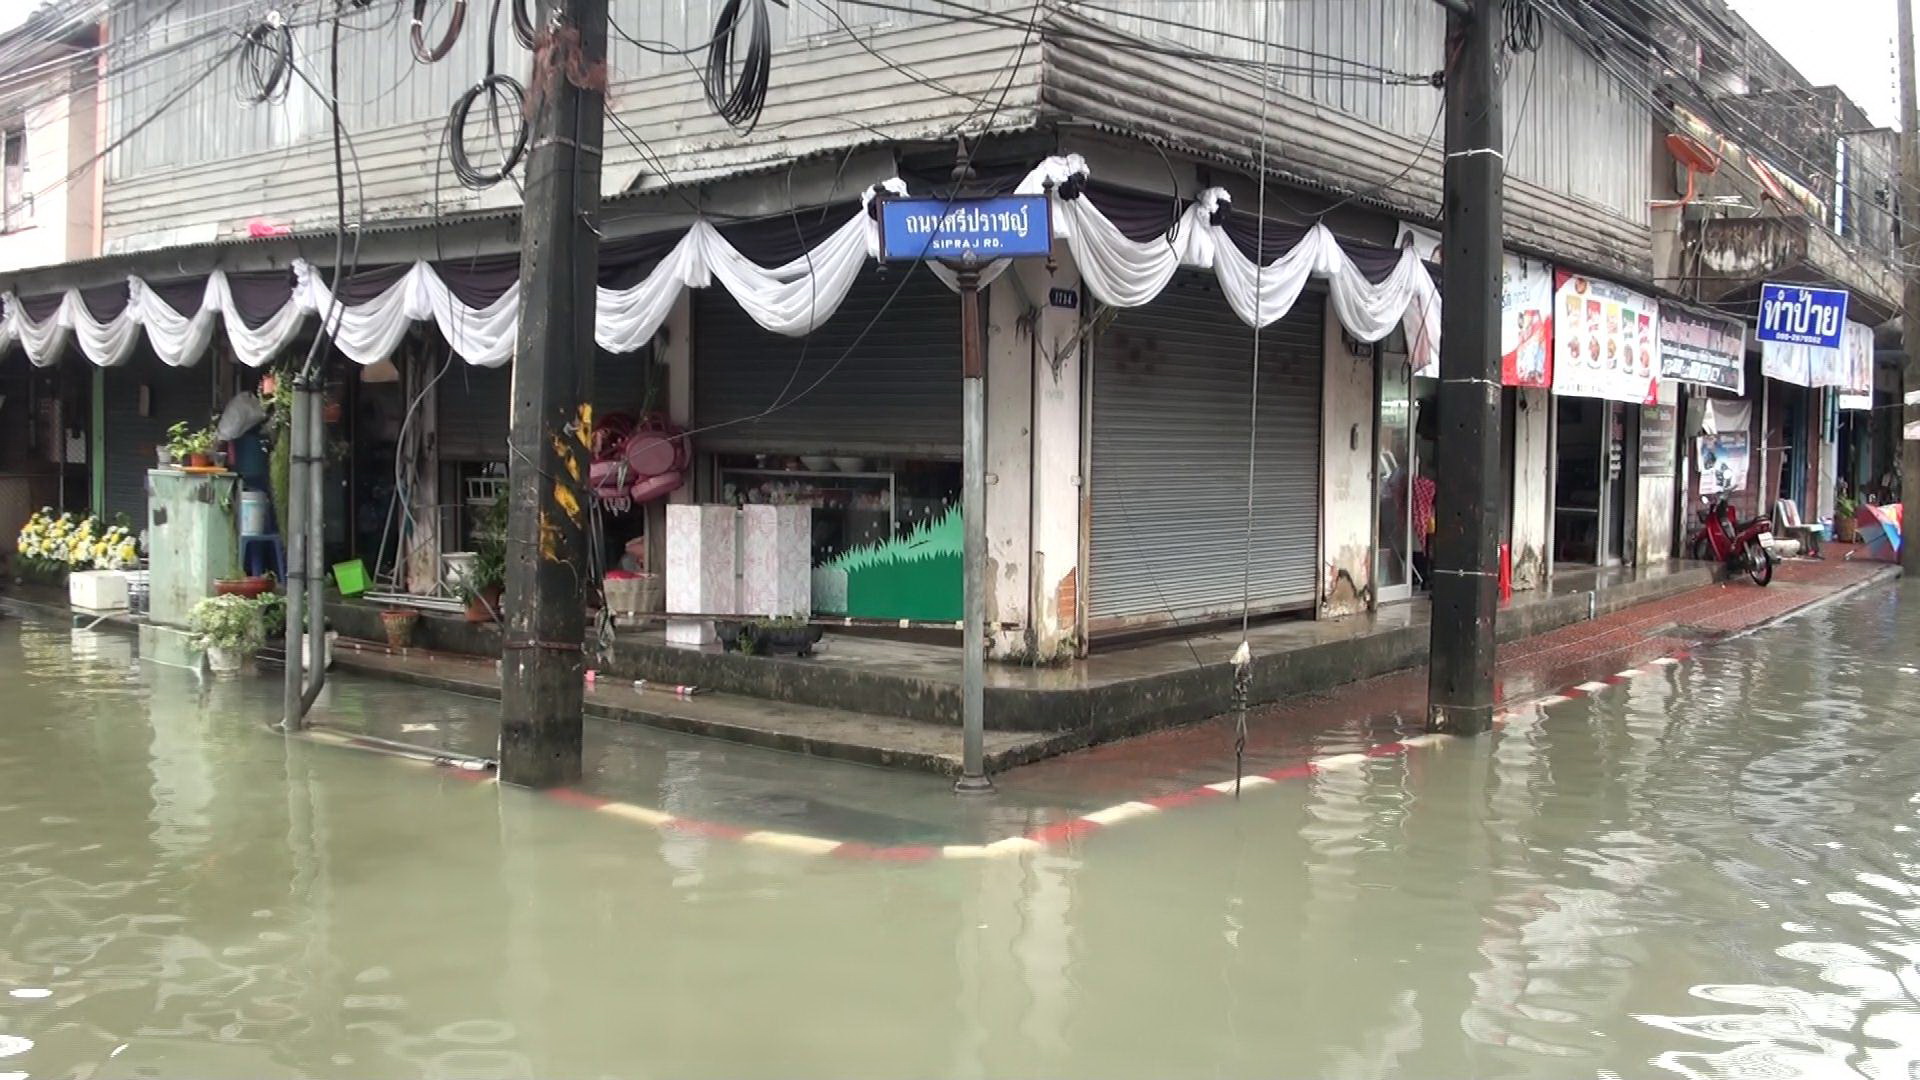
[236,10,293,104]
[446,75,528,188]
[1504,0,1544,54]
[703,0,773,134]
[410,0,466,64]
[444,0,528,190]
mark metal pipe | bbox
[956,270,992,793]
[282,384,308,730]
[301,380,327,713]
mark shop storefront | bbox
[694,268,964,622]
[1086,271,1324,634]
[1550,272,1668,568]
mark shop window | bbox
[716,453,961,622]
[3,127,25,233]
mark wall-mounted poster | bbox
[1840,320,1874,410]
[1552,271,1662,404]
[1395,222,1552,387]
[1697,431,1750,495]
[1658,304,1744,394]
[1501,255,1554,388]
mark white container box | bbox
[665,504,738,646]
[739,504,811,618]
[69,570,129,613]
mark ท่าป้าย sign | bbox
[1757,283,1849,349]
[877,195,1052,262]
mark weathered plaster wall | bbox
[1320,297,1374,618]
[1510,386,1552,590]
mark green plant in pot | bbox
[1835,490,1860,543]
[456,497,508,622]
[166,421,217,468]
[188,593,268,676]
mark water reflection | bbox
[0,585,1918,1076]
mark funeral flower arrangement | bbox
[15,508,142,574]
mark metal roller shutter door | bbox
[1090,274,1323,629]
[436,349,654,462]
[103,351,209,524]
[692,269,960,456]
[435,363,512,462]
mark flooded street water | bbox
[2,582,1919,1078]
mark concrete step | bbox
[314,641,1062,776]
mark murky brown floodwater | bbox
[2,582,1918,1078]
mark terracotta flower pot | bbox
[186,452,213,468]
[323,400,344,424]
[215,576,273,599]
[463,584,503,623]
[380,609,419,649]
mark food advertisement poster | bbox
[1552,271,1662,404]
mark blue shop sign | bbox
[1757,283,1849,349]
[878,195,1052,262]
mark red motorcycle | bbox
[1688,495,1775,586]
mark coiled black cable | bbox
[1505,0,1544,53]
[237,13,292,104]
[445,73,528,189]
[704,0,771,135]
[411,0,466,63]
[511,0,534,48]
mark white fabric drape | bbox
[0,159,1442,375]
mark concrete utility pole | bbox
[499,0,608,787]
[1898,0,1920,574]
[1427,0,1504,736]
[955,263,991,793]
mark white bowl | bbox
[831,456,867,473]
[799,455,835,472]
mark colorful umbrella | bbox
[1855,503,1903,562]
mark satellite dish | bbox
[1652,132,1722,209]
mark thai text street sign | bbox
[1757,283,1849,349]
[877,195,1052,262]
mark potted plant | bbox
[1835,492,1859,543]
[166,421,216,468]
[456,497,507,622]
[723,615,822,657]
[215,574,274,599]
[188,593,268,675]
[380,607,420,648]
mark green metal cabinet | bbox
[146,469,240,630]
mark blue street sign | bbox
[1757,282,1849,349]
[877,195,1052,262]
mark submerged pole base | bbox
[953,773,995,795]
[1427,702,1493,737]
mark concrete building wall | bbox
[1017,252,1083,661]
[1510,387,1551,590]
[986,257,1035,656]
[1320,299,1374,617]
[0,75,99,273]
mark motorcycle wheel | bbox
[1744,538,1773,586]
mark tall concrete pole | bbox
[1898,0,1920,573]
[1427,0,1504,736]
[499,0,607,787]
[956,264,992,793]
